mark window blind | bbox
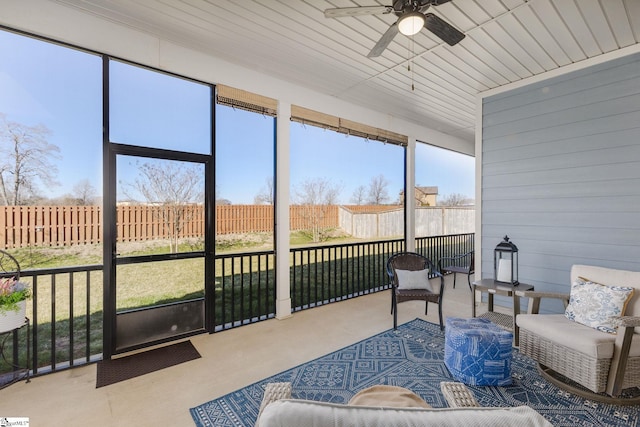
[216,85,277,117]
[290,105,408,146]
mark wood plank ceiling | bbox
[53,0,640,143]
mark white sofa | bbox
[257,399,552,427]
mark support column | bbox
[275,101,292,319]
[405,137,416,252]
[474,96,483,278]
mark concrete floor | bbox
[1,274,493,426]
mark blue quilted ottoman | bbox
[444,317,513,386]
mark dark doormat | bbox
[96,340,201,388]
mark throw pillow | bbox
[395,269,432,292]
[564,278,634,334]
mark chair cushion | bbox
[564,278,634,334]
[395,269,432,291]
[518,314,615,359]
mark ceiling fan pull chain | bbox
[410,36,415,91]
[407,38,411,73]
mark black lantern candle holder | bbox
[494,235,518,285]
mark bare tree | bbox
[294,177,341,242]
[0,114,61,205]
[350,185,367,205]
[254,177,274,205]
[123,160,203,253]
[215,183,231,205]
[72,179,97,205]
[439,193,472,206]
[367,174,389,205]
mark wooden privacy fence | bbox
[0,205,339,248]
[339,206,475,239]
[117,204,205,243]
[0,205,102,248]
[216,204,338,234]
[0,205,473,247]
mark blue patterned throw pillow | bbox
[565,278,634,334]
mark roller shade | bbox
[216,85,277,117]
[291,105,408,146]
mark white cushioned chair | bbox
[516,265,640,403]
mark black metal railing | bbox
[213,250,275,331]
[416,233,475,267]
[290,239,404,310]
[0,265,104,378]
[1,233,474,379]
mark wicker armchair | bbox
[387,252,445,330]
[516,265,640,404]
[438,251,474,290]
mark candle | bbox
[497,258,512,282]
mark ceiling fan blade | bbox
[425,0,453,5]
[423,13,465,46]
[367,22,400,58]
[324,6,393,18]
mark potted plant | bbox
[0,277,30,333]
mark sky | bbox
[0,30,103,197]
[0,29,474,205]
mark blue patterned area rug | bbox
[190,318,639,427]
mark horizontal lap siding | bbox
[481,52,640,312]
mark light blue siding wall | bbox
[481,52,640,313]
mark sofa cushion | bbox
[517,314,640,359]
[564,278,634,334]
[258,399,553,427]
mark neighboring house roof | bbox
[398,186,439,197]
[398,187,439,205]
[416,186,438,196]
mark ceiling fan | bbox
[324,0,465,58]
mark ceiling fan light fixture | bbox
[397,12,425,36]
